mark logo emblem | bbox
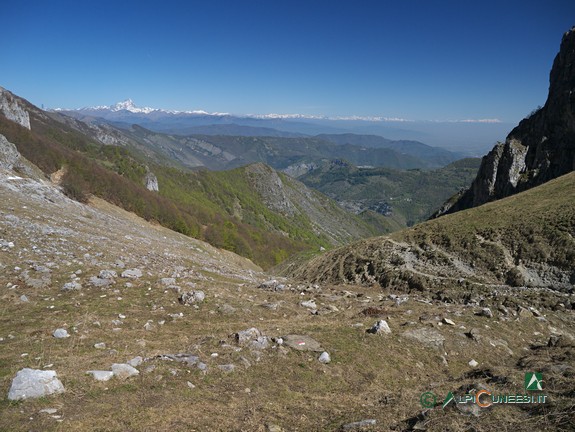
[525,372,543,391]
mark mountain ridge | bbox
[0,87,379,268]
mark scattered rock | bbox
[61,281,82,291]
[442,318,456,326]
[94,342,106,349]
[39,408,58,415]
[161,277,176,286]
[19,294,29,303]
[366,320,391,335]
[282,334,323,352]
[465,328,481,342]
[403,328,445,350]
[318,351,331,364]
[258,280,286,291]
[529,307,542,317]
[89,276,113,287]
[152,353,200,366]
[390,294,408,306]
[187,381,196,389]
[476,308,493,318]
[128,356,143,367]
[300,299,317,310]
[218,364,236,373]
[99,270,117,279]
[52,328,70,339]
[8,368,65,400]
[266,424,285,432]
[236,327,262,345]
[121,269,142,279]
[111,363,139,380]
[341,419,377,431]
[469,359,479,367]
[178,290,205,305]
[518,306,532,318]
[86,370,114,381]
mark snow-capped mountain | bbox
[52,100,509,151]
[56,100,409,122]
[57,99,230,117]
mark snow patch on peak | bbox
[111,99,156,114]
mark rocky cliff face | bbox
[144,171,159,192]
[0,87,31,130]
[435,27,575,216]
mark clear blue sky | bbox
[1,0,573,122]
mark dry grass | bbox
[1,175,574,431]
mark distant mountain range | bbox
[55,100,510,153]
[54,102,466,171]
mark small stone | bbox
[476,308,493,318]
[94,342,106,349]
[161,277,176,286]
[282,335,323,352]
[300,299,317,310]
[236,327,262,345]
[529,307,542,317]
[443,318,456,326]
[99,270,117,279]
[8,368,65,400]
[218,364,235,373]
[258,279,286,291]
[52,328,70,339]
[86,370,114,381]
[178,290,205,305]
[121,269,142,279]
[144,321,154,331]
[39,408,58,414]
[89,277,113,287]
[19,294,29,302]
[128,356,143,367]
[318,351,331,364]
[187,381,196,389]
[469,359,479,367]
[111,363,139,380]
[62,281,82,291]
[367,320,391,335]
[403,327,445,350]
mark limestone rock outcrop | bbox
[434,27,575,216]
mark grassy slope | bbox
[1,173,573,432]
[396,171,575,275]
[290,172,575,293]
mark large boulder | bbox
[8,368,65,400]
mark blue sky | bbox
[1,0,574,123]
